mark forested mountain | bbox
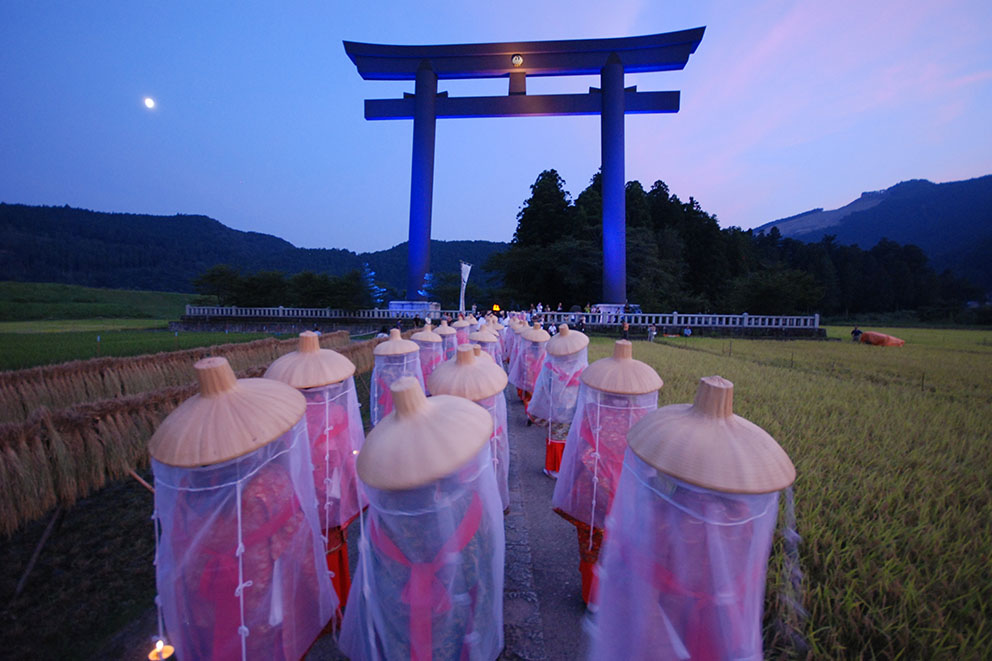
[754,175,992,290]
[3,169,987,320]
[487,170,986,320]
[0,203,506,295]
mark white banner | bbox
[459,261,472,313]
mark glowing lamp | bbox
[511,54,523,67]
[492,304,501,311]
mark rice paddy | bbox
[0,329,275,371]
[602,329,992,658]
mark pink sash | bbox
[370,493,483,661]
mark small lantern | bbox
[552,340,663,604]
[508,322,550,420]
[451,315,472,345]
[428,345,511,509]
[264,331,365,608]
[371,329,423,426]
[149,357,335,660]
[591,376,796,659]
[469,327,502,364]
[435,319,459,361]
[527,324,589,477]
[338,378,505,660]
[411,322,444,390]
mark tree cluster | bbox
[486,169,984,317]
[193,264,384,310]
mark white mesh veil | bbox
[338,444,505,660]
[527,347,588,423]
[301,378,366,535]
[477,392,509,510]
[590,450,778,660]
[478,339,501,365]
[441,334,459,362]
[508,338,547,394]
[371,353,424,426]
[152,421,335,661]
[413,339,444,393]
[505,331,522,376]
[551,385,658,530]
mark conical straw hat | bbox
[469,328,498,344]
[264,331,356,389]
[581,340,662,395]
[466,314,478,324]
[357,376,492,490]
[373,328,418,356]
[434,319,457,336]
[522,323,550,343]
[451,316,471,329]
[511,320,527,334]
[411,322,442,343]
[150,356,306,468]
[428,345,507,401]
[627,376,795,494]
[546,324,589,356]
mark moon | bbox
[143,97,156,109]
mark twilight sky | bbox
[2,1,990,253]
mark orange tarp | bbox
[860,331,905,347]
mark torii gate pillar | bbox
[601,53,626,304]
[409,62,438,300]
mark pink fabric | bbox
[192,495,297,658]
[376,375,394,418]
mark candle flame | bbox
[149,639,174,660]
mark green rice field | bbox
[0,328,276,371]
[608,327,992,658]
[0,281,191,322]
[0,281,255,370]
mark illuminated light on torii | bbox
[343,28,705,305]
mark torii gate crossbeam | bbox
[344,28,705,305]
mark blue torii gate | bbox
[344,28,705,305]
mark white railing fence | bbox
[184,306,820,329]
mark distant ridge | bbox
[755,175,992,290]
[0,203,507,294]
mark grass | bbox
[0,281,223,370]
[0,329,277,371]
[601,330,992,658]
[0,318,170,333]
[0,281,192,322]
